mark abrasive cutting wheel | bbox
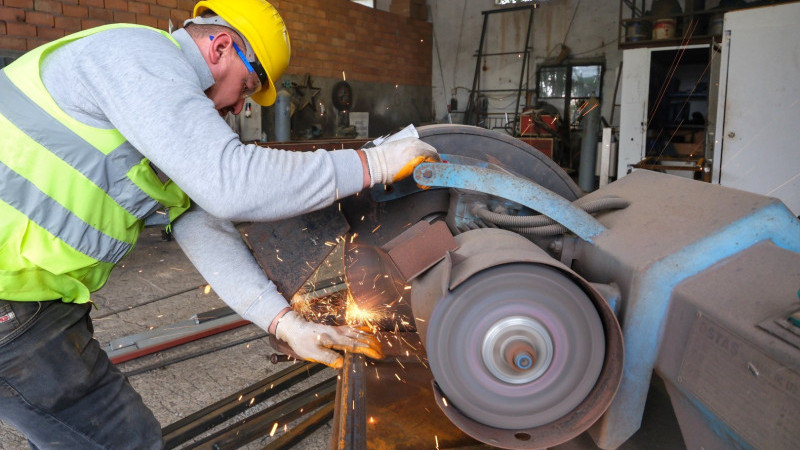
[426,263,605,430]
[411,228,623,449]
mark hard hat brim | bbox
[251,82,276,107]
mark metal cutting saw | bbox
[243,124,800,449]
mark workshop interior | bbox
[2,0,799,449]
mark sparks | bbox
[344,291,385,327]
[269,422,278,437]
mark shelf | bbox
[652,124,706,130]
[618,1,795,49]
[668,92,708,99]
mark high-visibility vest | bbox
[0,24,191,304]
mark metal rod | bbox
[464,8,490,126]
[473,49,532,57]
[483,4,536,15]
[122,332,267,377]
[107,315,251,364]
[514,6,535,135]
[270,353,296,364]
[471,88,533,93]
[191,377,337,450]
[161,362,324,449]
[262,402,334,450]
[331,353,366,450]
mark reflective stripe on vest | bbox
[0,71,161,224]
[0,24,190,303]
[0,161,131,263]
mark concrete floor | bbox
[0,231,686,449]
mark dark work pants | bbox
[0,300,163,449]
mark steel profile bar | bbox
[192,377,337,450]
[262,402,335,450]
[414,163,607,242]
[106,313,250,364]
[161,362,324,448]
[331,353,366,450]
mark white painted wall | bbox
[429,0,622,125]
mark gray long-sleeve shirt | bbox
[40,26,364,332]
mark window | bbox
[538,63,603,127]
[538,67,566,98]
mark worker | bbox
[0,0,438,447]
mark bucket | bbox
[652,18,677,40]
[625,20,651,43]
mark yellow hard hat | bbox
[193,0,291,106]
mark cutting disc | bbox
[426,263,605,430]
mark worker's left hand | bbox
[362,137,439,186]
[274,311,384,369]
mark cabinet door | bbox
[713,3,800,215]
[617,48,650,178]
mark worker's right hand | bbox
[274,311,384,369]
[362,137,439,186]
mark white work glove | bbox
[274,311,384,369]
[362,137,440,186]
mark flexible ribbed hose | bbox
[475,196,630,237]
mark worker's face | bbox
[206,33,262,116]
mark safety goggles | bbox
[209,35,268,98]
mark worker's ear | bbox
[207,33,234,65]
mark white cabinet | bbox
[617,44,713,179]
[712,3,800,215]
[618,3,800,216]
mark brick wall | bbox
[0,0,432,86]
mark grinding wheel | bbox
[426,263,605,430]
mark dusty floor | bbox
[0,231,686,449]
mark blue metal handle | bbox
[413,162,607,242]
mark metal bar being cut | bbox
[331,353,366,450]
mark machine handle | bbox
[413,162,607,243]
